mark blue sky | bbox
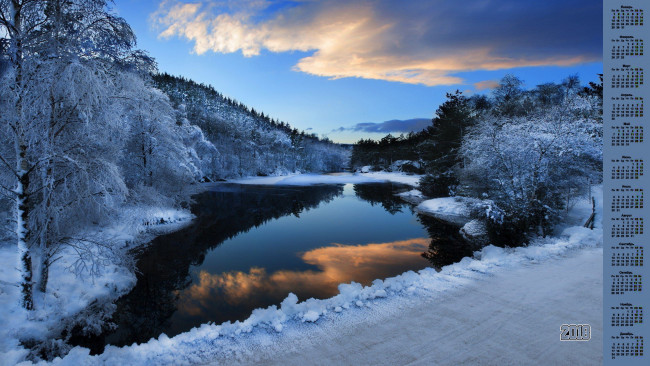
[113,0,603,143]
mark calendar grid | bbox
[611,305,644,326]
[611,244,644,266]
[611,158,644,180]
[611,125,644,146]
[611,66,644,88]
[612,7,644,29]
[611,187,644,212]
[611,335,644,359]
[611,95,644,120]
[611,37,644,59]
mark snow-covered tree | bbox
[460,92,602,242]
[0,0,163,307]
[119,75,199,205]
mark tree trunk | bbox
[38,256,49,294]
[37,94,58,295]
[17,145,34,310]
[8,0,34,310]
[18,245,33,310]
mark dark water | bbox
[78,182,475,352]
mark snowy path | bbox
[208,247,602,366]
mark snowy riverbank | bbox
[228,172,421,187]
[0,207,194,364]
[19,185,603,365]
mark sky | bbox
[112,0,603,143]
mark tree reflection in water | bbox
[77,184,342,352]
[353,183,407,215]
[417,214,476,270]
[353,184,476,269]
[74,183,481,354]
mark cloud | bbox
[335,118,430,134]
[152,0,601,86]
[474,80,500,91]
[176,238,429,316]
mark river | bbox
[75,182,476,352]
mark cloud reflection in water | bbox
[177,238,429,317]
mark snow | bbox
[416,196,486,225]
[17,189,603,365]
[361,172,421,186]
[118,207,194,238]
[0,207,194,365]
[460,219,488,243]
[396,189,423,198]
[229,172,421,187]
[395,189,425,205]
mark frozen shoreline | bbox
[228,172,421,187]
[3,176,603,365]
[32,219,602,365]
[0,206,195,364]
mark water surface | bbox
[91,182,474,350]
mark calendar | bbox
[611,334,644,359]
[611,37,644,59]
[611,186,644,212]
[611,216,644,237]
[605,2,649,365]
[612,7,644,29]
[611,244,644,266]
[611,273,643,294]
[611,95,643,120]
[611,304,644,326]
[611,125,643,146]
[611,157,644,179]
[611,66,644,88]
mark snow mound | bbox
[416,196,485,225]
[397,189,423,198]
[460,219,489,244]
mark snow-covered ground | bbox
[229,172,421,187]
[0,207,194,365]
[13,186,604,365]
[396,189,423,198]
[416,196,484,225]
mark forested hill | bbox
[153,73,349,179]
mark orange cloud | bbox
[176,238,429,316]
[474,80,500,91]
[151,0,601,86]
